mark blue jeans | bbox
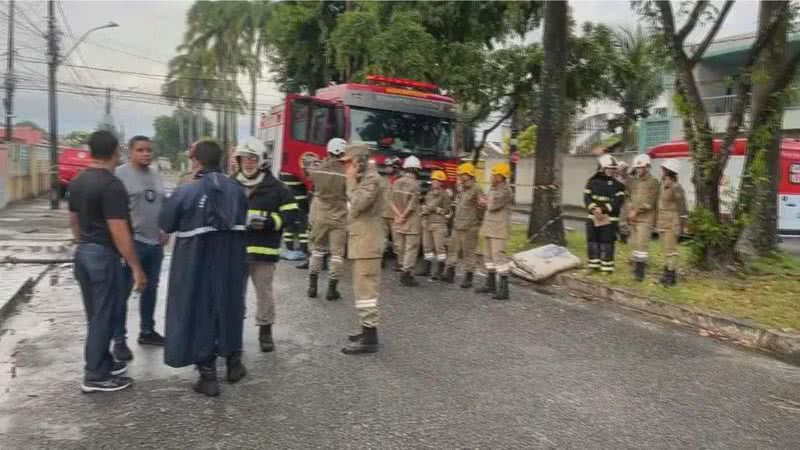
[74,243,124,381]
[114,241,164,339]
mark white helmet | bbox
[236,137,266,166]
[402,155,421,170]
[661,158,681,174]
[632,154,652,168]
[326,138,346,157]
[598,154,618,169]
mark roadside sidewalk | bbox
[0,198,72,324]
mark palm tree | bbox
[241,1,272,136]
[607,26,666,151]
[182,1,249,150]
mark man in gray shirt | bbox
[113,135,168,360]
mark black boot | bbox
[416,260,432,277]
[322,254,329,271]
[432,262,445,280]
[307,273,318,298]
[493,275,509,300]
[193,362,219,397]
[659,267,671,286]
[459,271,474,289]
[226,351,247,383]
[634,261,646,282]
[441,266,455,283]
[475,272,496,294]
[326,279,341,301]
[400,270,419,287]
[342,326,379,354]
[668,269,677,286]
[259,324,274,352]
[394,259,404,272]
[296,259,309,269]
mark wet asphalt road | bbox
[0,258,799,449]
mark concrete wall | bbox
[482,152,639,208]
[0,144,51,209]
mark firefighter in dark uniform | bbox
[279,168,310,261]
[233,137,298,353]
[584,154,626,273]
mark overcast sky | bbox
[2,0,762,141]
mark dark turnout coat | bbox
[158,169,248,368]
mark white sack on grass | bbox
[512,244,580,282]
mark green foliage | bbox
[63,130,91,147]
[686,208,746,268]
[152,111,213,165]
[502,125,537,157]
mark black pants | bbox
[586,221,616,272]
[285,209,309,253]
[74,243,124,381]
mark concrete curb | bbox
[0,266,50,327]
[516,273,800,365]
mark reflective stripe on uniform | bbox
[247,246,280,255]
[247,209,265,216]
[294,195,308,200]
[424,252,435,260]
[270,213,282,230]
[284,181,303,186]
[312,170,346,178]
[175,225,246,238]
[330,256,344,263]
[437,254,447,261]
[280,202,299,211]
[592,195,610,201]
[355,298,378,308]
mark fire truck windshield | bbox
[349,107,454,159]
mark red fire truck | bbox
[257,75,464,194]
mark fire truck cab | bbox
[257,75,463,196]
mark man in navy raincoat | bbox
[159,140,249,397]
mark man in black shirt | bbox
[68,130,147,393]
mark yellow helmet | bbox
[491,162,511,179]
[457,162,476,177]
[430,170,446,182]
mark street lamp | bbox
[60,22,118,64]
[48,8,118,209]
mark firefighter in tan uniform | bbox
[307,138,348,301]
[391,156,423,286]
[416,170,452,279]
[626,154,660,281]
[442,162,483,288]
[476,163,514,300]
[340,144,385,354]
[656,158,688,287]
[381,156,403,268]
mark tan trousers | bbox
[248,262,276,326]
[631,221,652,262]
[396,233,420,272]
[310,220,346,279]
[660,230,679,271]
[422,222,448,262]
[484,237,510,274]
[383,218,401,256]
[447,227,478,272]
[352,258,381,327]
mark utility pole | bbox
[4,0,15,142]
[47,0,60,209]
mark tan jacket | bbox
[480,183,513,239]
[628,174,660,226]
[347,169,386,259]
[310,157,347,225]
[391,173,421,234]
[177,170,198,186]
[656,178,688,232]
[453,182,483,231]
[421,188,451,226]
[382,176,397,219]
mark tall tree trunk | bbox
[177,106,185,148]
[528,0,567,246]
[250,39,262,137]
[746,0,788,254]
